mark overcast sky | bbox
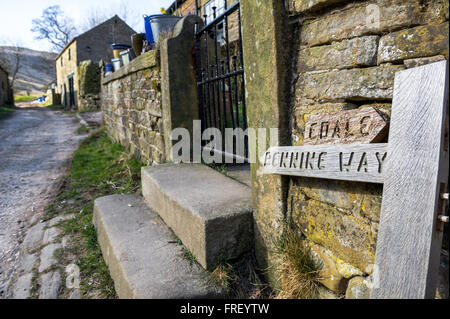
[0,0,174,52]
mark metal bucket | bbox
[112,58,121,72]
[146,15,182,45]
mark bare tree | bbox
[0,39,23,91]
[117,0,129,23]
[80,7,108,32]
[80,1,137,33]
[31,5,77,52]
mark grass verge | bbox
[14,95,41,103]
[0,106,15,120]
[210,253,275,299]
[274,221,323,299]
[44,129,144,298]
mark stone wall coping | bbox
[102,50,158,85]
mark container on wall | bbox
[111,44,131,59]
[112,58,121,72]
[144,15,182,46]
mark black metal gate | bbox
[194,0,248,163]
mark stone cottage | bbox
[0,65,13,106]
[55,15,135,110]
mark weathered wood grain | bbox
[371,60,449,299]
[304,107,388,145]
[261,144,388,183]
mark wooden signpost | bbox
[261,60,449,299]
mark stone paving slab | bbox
[48,214,74,227]
[93,194,225,299]
[22,222,46,252]
[39,271,61,299]
[42,227,61,245]
[38,243,61,273]
[12,273,33,299]
[16,253,37,274]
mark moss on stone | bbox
[378,22,449,63]
[78,60,101,96]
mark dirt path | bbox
[0,105,84,297]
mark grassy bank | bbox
[45,130,144,298]
[0,106,15,120]
[14,95,41,103]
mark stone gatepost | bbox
[160,15,204,162]
[240,0,292,288]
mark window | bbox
[68,49,71,61]
[204,0,227,45]
[204,0,225,24]
[61,57,63,66]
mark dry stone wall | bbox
[101,51,165,165]
[287,0,448,297]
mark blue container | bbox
[144,14,182,46]
[144,15,158,45]
[105,63,114,73]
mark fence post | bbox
[160,15,204,162]
[371,60,449,299]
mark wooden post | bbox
[371,60,449,299]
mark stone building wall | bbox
[55,41,78,107]
[76,15,135,64]
[0,66,12,106]
[286,0,448,297]
[101,51,165,165]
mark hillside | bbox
[0,46,57,95]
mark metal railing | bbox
[194,1,248,162]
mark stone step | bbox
[142,163,253,270]
[93,194,225,299]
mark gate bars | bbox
[194,1,248,162]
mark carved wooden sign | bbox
[261,60,449,299]
[261,144,387,183]
[262,107,389,183]
[304,107,388,145]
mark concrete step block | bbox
[142,164,253,270]
[93,194,224,299]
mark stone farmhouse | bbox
[55,15,135,110]
[0,65,13,106]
